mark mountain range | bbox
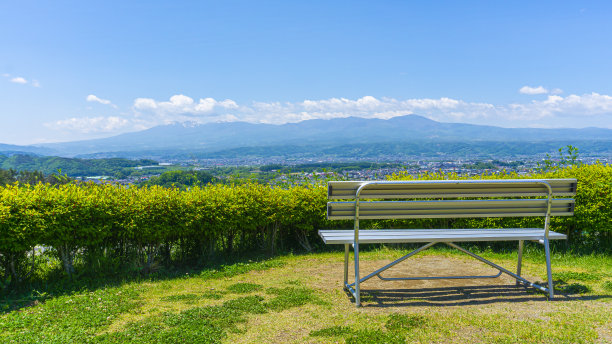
[2,115,612,158]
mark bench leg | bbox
[343,244,349,286]
[354,241,361,307]
[544,238,554,299]
[516,240,523,286]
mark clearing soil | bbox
[311,255,566,308]
[227,252,611,344]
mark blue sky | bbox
[1,1,612,144]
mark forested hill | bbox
[77,140,612,160]
[0,154,158,177]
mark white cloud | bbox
[133,97,158,109]
[238,96,495,124]
[502,93,612,122]
[49,90,612,137]
[10,77,28,84]
[557,92,612,113]
[86,94,116,108]
[46,116,129,133]
[3,74,42,87]
[128,93,612,128]
[87,94,110,104]
[133,94,239,123]
[519,86,549,95]
[302,96,383,112]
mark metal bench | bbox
[318,179,577,307]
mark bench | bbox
[318,179,577,307]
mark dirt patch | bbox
[302,255,573,310]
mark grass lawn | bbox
[1,247,611,343]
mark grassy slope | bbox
[1,249,610,344]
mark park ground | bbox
[1,247,611,343]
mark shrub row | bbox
[0,182,331,288]
[0,164,610,289]
[388,163,612,248]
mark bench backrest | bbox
[327,179,577,220]
[328,179,577,199]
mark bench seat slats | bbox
[328,179,577,199]
[318,228,567,244]
[327,199,575,220]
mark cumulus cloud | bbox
[236,96,495,124]
[3,74,41,87]
[128,93,612,127]
[519,86,548,95]
[10,77,28,84]
[502,93,612,121]
[86,94,117,108]
[46,116,129,133]
[133,94,238,122]
[87,94,111,105]
[49,91,612,136]
[133,97,157,109]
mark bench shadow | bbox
[348,284,612,307]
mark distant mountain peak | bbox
[26,114,612,157]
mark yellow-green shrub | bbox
[0,164,609,289]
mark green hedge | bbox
[387,163,612,247]
[0,182,331,288]
[0,164,610,289]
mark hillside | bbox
[76,140,612,161]
[0,154,158,177]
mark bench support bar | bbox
[344,240,554,306]
[377,270,502,281]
